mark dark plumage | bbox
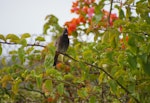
[53,28,69,66]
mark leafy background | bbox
[0,0,150,103]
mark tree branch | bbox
[61,53,140,103]
[108,0,113,26]
[21,87,46,98]
[0,41,46,48]
[43,77,78,88]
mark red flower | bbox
[72,1,78,7]
[65,18,81,35]
[71,1,80,14]
[82,6,88,14]
[66,23,77,35]
[102,10,118,26]
[126,35,129,41]
[84,0,95,4]
[119,26,123,32]
[110,13,118,20]
[47,97,53,102]
[71,7,79,13]
[79,16,86,23]
[88,7,94,18]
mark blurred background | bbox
[0,0,76,34]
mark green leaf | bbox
[0,44,2,55]
[143,62,150,75]
[77,88,88,99]
[34,50,41,53]
[98,72,105,84]
[126,6,132,19]
[0,34,6,41]
[11,55,17,63]
[1,57,6,66]
[19,39,27,47]
[1,75,12,88]
[35,36,45,41]
[36,76,42,88]
[44,54,53,69]
[64,73,74,81]
[26,47,34,54]
[6,34,20,43]
[18,47,25,64]
[9,50,17,54]
[109,80,117,93]
[106,51,114,62]
[127,55,137,69]
[101,31,110,43]
[115,5,125,19]
[45,80,53,92]
[21,33,31,39]
[43,15,61,34]
[114,69,125,79]
[128,36,138,55]
[119,9,125,19]
[83,50,92,61]
[12,64,24,70]
[12,78,22,94]
[46,68,62,80]
[57,83,64,96]
[92,13,102,23]
[128,82,135,93]
[43,23,49,34]
[109,29,119,48]
[118,54,126,66]
[45,15,58,23]
[89,96,96,103]
[124,0,134,5]
[95,1,104,14]
[138,53,147,64]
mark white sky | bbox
[0,0,76,34]
[0,0,138,35]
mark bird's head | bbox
[62,28,68,36]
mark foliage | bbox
[0,0,150,103]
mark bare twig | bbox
[108,0,113,26]
[0,41,46,48]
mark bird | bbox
[53,28,69,66]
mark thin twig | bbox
[108,0,113,26]
[43,77,78,88]
[0,41,46,48]
[21,87,46,98]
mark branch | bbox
[61,53,140,103]
[0,41,46,48]
[21,87,46,98]
[43,77,78,88]
[108,0,113,26]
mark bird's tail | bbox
[53,52,59,66]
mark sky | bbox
[0,0,76,34]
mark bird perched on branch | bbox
[53,28,69,66]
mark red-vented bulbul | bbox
[53,28,69,66]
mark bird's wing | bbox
[55,36,60,47]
